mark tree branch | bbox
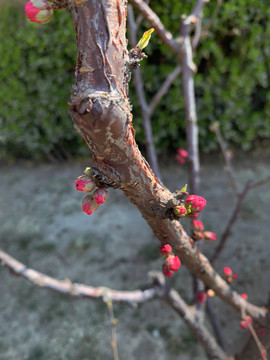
[148,65,182,116]
[127,5,161,178]
[212,122,239,197]
[0,249,157,305]
[0,248,227,360]
[211,175,270,265]
[129,0,182,55]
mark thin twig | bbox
[211,175,270,264]
[148,65,182,116]
[106,300,120,360]
[202,0,223,37]
[206,298,227,351]
[128,5,161,178]
[210,181,250,264]
[129,0,181,55]
[0,249,157,305]
[212,123,239,197]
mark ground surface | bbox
[0,151,269,360]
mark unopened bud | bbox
[203,231,216,241]
[82,195,100,215]
[25,0,53,23]
[159,244,172,255]
[75,175,96,193]
[93,188,109,205]
[174,205,187,217]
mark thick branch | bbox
[67,0,268,327]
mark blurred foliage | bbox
[0,0,270,160]
[0,0,86,161]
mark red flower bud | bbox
[159,244,172,255]
[167,255,181,271]
[82,195,100,215]
[185,195,206,213]
[93,188,109,205]
[175,148,188,165]
[203,231,216,241]
[192,220,204,232]
[162,263,174,277]
[223,266,232,276]
[197,292,207,303]
[241,293,248,300]
[240,320,248,329]
[75,175,96,193]
[25,0,53,23]
[174,205,187,217]
[258,329,265,336]
[177,148,188,158]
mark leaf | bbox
[136,28,155,50]
[180,184,188,193]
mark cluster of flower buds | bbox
[25,0,53,24]
[223,266,238,283]
[175,148,188,165]
[191,220,216,242]
[75,168,109,216]
[240,316,252,329]
[159,244,181,277]
[174,194,207,219]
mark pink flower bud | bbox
[159,244,172,255]
[167,255,181,272]
[82,195,100,215]
[192,220,204,232]
[25,0,53,24]
[197,292,207,303]
[185,195,206,214]
[75,175,96,193]
[177,148,188,158]
[173,205,187,217]
[240,320,248,329]
[93,188,109,205]
[175,148,188,165]
[223,266,232,276]
[203,231,216,241]
[162,263,174,277]
[241,293,248,300]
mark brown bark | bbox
[67,0,268,327]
